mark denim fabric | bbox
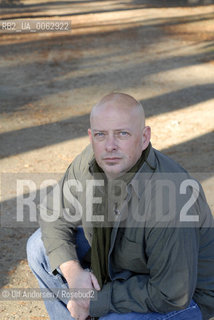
[27,228,202,320]
[99,299,202,320]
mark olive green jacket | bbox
[39,144,214,320]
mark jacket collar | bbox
[88,145,157,199]
[128,146,157,199]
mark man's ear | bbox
[142,126,151,150]
[88,128,92,143]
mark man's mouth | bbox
[103,157,121,161]
[103,157,122,164]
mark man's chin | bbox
[104,167,123,179]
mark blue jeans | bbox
[27,228,202,320]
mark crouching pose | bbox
[27,93,214,320]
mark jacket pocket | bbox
[113,235,149,274]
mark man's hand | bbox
[60,260,100,320]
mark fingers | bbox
[67,300,72,313]
[90,272,101,291]
[66,269,100,320]
[67,300,89,320]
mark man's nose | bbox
[105,134,118,152]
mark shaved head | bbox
[90,92,145,129]
[88,92,150,179]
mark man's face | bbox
[88,103,150,179]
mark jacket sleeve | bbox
[90,226,199,317]
[38,145,92,272]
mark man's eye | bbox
[119,131,129,136]
[94,132,104,137]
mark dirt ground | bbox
[0,0,214,319]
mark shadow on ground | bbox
[0,0,213,292]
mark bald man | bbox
[27,93,214,320]
[88,93,151,179]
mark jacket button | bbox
[114,209,120,215]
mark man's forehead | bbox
[91,115,139,132]
[90,108,140,130]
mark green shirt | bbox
[39,144,214,320]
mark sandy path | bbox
[0,0,214,319]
